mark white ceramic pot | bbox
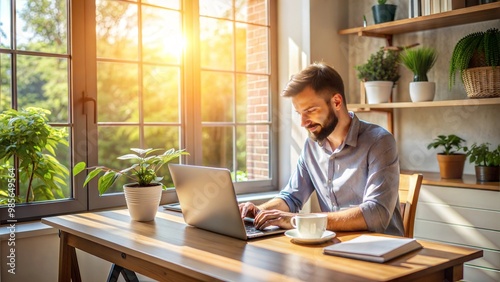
[409,81,435,102]
[364,81,394,104]
[123,183,162,221]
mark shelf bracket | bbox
[357,31,393,46]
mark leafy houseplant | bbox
[74,148,189,221]
[400,47,438,102]
[355,48,400,104]
[427,134,467,179]
[449,28,500,98]
[0,107,69,204]
[465,143,500,182]
[372,0,397,24]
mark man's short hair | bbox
[281,62,346,104]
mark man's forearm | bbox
[326,207,368,231]
[258,198,290,212]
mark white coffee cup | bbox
[290,213,327,239]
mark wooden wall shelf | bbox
[403,171,500,192]
[339,2,500,38]
[348,97,500,111]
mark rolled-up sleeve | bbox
[276,152,315,213]
[359,133,400,233]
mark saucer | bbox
[284,229,336,245]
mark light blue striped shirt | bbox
[277,113,404,236]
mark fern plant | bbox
[449,28,500,88]
[400,47,437,82]
[355,48,400,82]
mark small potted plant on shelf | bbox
[372,0,397,24]
[355,47,400,104]
[0,107,69,204]
[449,28,500,98]
[465,142,500,182]
[74,148,189,221]
[427,134,467,179]
[400,46,438,102]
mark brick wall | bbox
[245,0,269,180]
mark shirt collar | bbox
[344,111,359,148]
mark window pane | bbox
[202,126,234,171]
[143,0,180,10]
[236,22,268,73]
[238,125,269,181]
[144,126,180,188]
[16,55,69,122]
[142,6,182,64]
[97,62,138,122]
[236,0,268,25]
[200,17,233,70]
[236,74,269,122]
[0,0,11,49]
[200,0,233,19]
[201,71,233,122]
[143,65,180,122]
[98,126,139,194]
[96,0,138,60]
[16,0,68,54]
[0,54,12,111]
[18,128,71,201]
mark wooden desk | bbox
[42,209,482,282]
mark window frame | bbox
[0,0,278,222]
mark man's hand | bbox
[239,202,260,219]
[254,209,295,230]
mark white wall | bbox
[277,0,349,189]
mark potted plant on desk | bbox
[355,47,400,104]
[465,142,500,182]
[400,46,438,102]
[427,134,467,179]
[74,148,189,221]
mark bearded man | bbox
[239,62,403,236]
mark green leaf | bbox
[117,154,142,161]
[83,168,103,187]
[73,162,87,176]
[98,171,118,195]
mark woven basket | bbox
[462,67,500,98]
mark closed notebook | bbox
[323,235,423,263]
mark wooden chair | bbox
[399,173,423,238]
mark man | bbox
[239,62,403,236]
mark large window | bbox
[0,0,277,222]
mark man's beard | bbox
[308,107,338,142]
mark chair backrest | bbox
[399,173,423,238]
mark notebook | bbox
[168,164,285,240]
[323,235,423,263]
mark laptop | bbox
[168,164,285,240]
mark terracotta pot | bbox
[123,183,162,221]
[475,166,500,182]
[436,154,466,179]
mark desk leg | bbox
[59,231,82,282]
[445,264,463,281]
[107,264,139,282]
